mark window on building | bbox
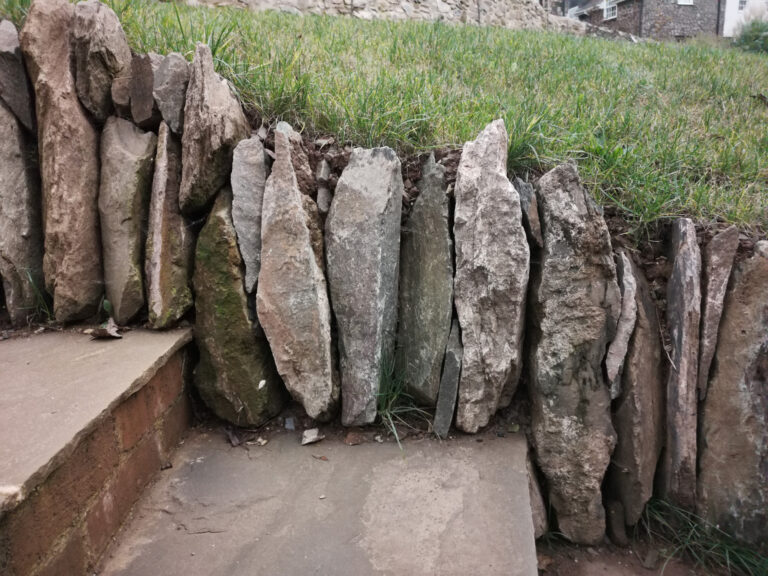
[677,0,693,5]
[604,3,617,19]
[738,0,747,9]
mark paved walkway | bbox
[100,428,538,576]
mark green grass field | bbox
[3,0,768,230]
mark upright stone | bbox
[0,102,42,326]
[179,43,249,215]
[607,257,665,527]
[527,454,549,540]
[72,0,132,122]
[256,131,338,421]
[153,53,190,134]
[513,177,543,248]
[395,154,453,406]
[605,250,638,399]
[661,218,701,510]
[20,0,103,322]
[275,121,315,197]
[453,120,529,433]
[145,122,194,329]
[99,117,157,325]
[193,189,285,427]
[325,147,402,426]
[130,53,163,130]
[231,136,269,294]
[528,164,620,545]
[0,20,34,132]
[698,241,768,550]
[697,226,738,399]
[433,319,463,439]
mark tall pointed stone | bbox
[99,117,156,325]
[256,131,338,421]
[145,122,194,329]
[0,20,35,132]
[20,0,102,322]
[179,43,249,215]
[395,154,454,406]
[275,121,315,197]
[528,164,620,545]
[698,241,768,550]
[0,102,42,326]
[660,218,701,510]
[326,147,402,426]
[193,189,285,427]
[453,120,529,433]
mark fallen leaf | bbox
[312,454,329,461]
[89,318,121,340]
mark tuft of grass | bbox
[377,352,432,450]
[735,20,768,55]
[639,499,768,576]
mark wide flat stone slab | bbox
[0,328,192,513]
[101,430,537,576]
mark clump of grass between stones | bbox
[376,353,432,449]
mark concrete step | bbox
[0,328,193,576]
[100,429,538,576]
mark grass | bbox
[2,0,768,231]
[377,352,432,449]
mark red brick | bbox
[159,395,191,460]
[35,533,86,576]
[147,352,185,421]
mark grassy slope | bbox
[4,0,768,230]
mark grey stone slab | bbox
[433,318,462,439]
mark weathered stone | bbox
[0,20,34,132]
[606,250,638,399]
[607,257,665,527]
[275,121,315,197]
[697,225,738,400]
[698,241,768,550]
[145,122,194,329]
[0,102,42,326]
[153,52,190,134]
[453,120,529,433]
[527,455,549,540]
[72,0,131,122]
[513,177,543,248]
[98,116,157,325]
[179,43,249,215]
[20,0,103,322]
[325,147,402,426]
[256,131,338,421]
[605,500,629,547]
[316,186,332,217]
[395,154,453,406]
[231,136,269,294]
[193,189,285,427]
[660,218,701,510]
[433,318,462,439]
[528,163,620,545]
[130,52,163,130]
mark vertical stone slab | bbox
[453,119,529,433]
[433,319,463,439]
[256,131,338,421]
[395,154,454,406]
[275,121,316,197]
[528,164,620,545]
[0,20,35,132]
[130,53,163,130]
[698,241,768,550]
[145,122,194,329]
[607,257,665,527]
[697,225,738,399]
[325,147,402,426]
[153,53,190,135]
[660,218,701,510]
[193,189,285,427]
[605,250,638,399]
[20,0,103,322]
[0,102,42,326]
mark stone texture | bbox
[395,154,453,406]
[72,0,132,122]
[453,120,529,433]
[698,241,768,550]
[275,121,315,197]
[20,0,103,322]
[99,117,157,325]
[607,257,665,527]
[111,74,130,117]
[528,163,620,545]
[325,147,402,426]
[153,53,190,134]
[231,136,269,294]
[145,122,194,329]
[660,218,701,510]
[513,177,543,248]
[526,454,548,540]
[193,189,285,427]
[0,102,42,326]
[433,318,463,439]
[0,20,34,132]
[130,53,163,130]
[179,43,249,215]
[605,250,638,399]
[256,131,338,421]
[697,225,738,400]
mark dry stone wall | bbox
[1,0,767,554]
